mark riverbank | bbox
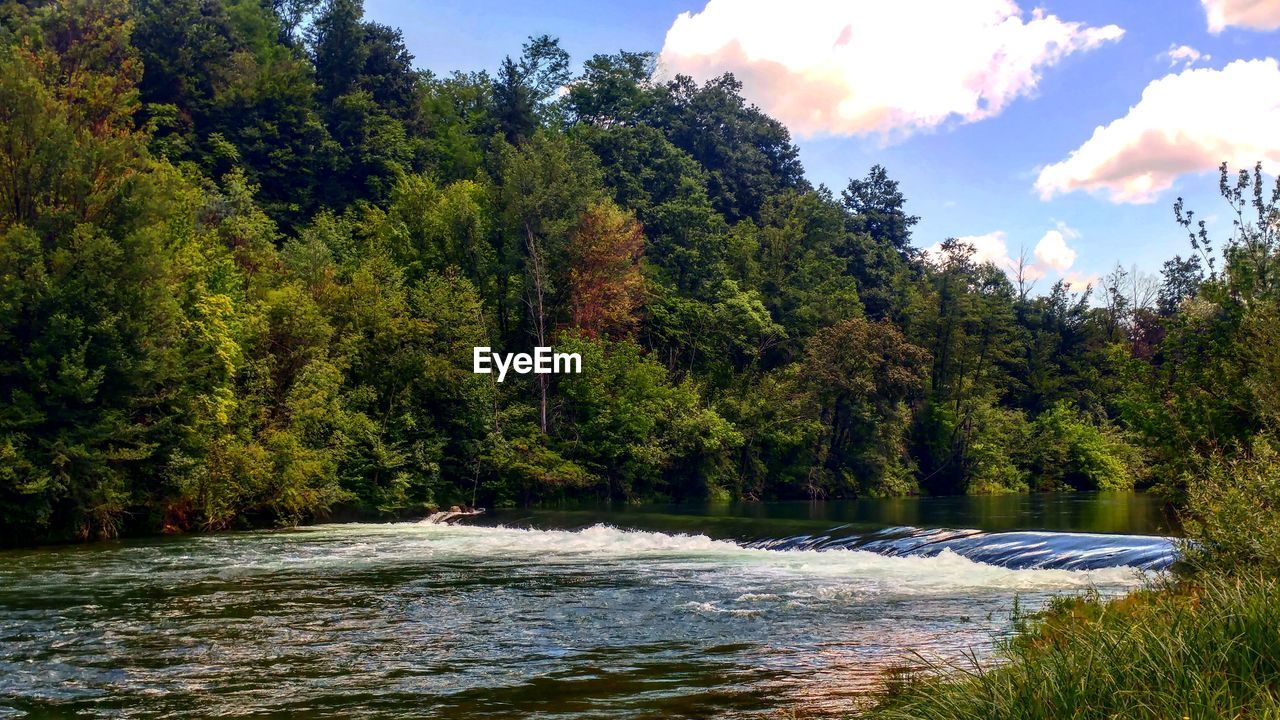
[872,572,1280,719]
[870,450,1280,720]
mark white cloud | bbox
[1203,0,1280,33]
[658,0,1124,139]
[1164,44,1208,68]
[926,223,1084,288]
[925,231,1017,270]
[1035,59,1280,204]
[1034,227,1078,271]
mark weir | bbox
[468,493,1179,574]
[447,510,1177,572]
[745,526,1176,571]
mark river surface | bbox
[0,493,1176,718]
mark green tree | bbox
[804,318,930,496]
[842,164,919,258]
[648,73,807,222]
[555,334,740,500]
[0,4,241,539]
[309,0,366,105]
[567,50,655,127]
[493,131,604,431]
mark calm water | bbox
[0,493,1174,718]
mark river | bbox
[0,492,1176,718]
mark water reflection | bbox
[497,491,1178,539]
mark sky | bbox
[364,0,1280,292]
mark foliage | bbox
[1180,441,1280,576]
[1023,404,1140,492]
[1,0,1274,543]
[566,201,645,339]
[804,318,929,496]
[555,334,740,501]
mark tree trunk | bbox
[525,223,549,434]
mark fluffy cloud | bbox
[1164,44,1208,68]
[925,231,1017,270]
[926,223,1083,288]
[1035,59,1280,203]
[1034,227,1078,271]
[1063,272,1100,292]
[1202,0,1280,32]
[658,0,1123,138]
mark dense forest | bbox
[1,0,1276,545]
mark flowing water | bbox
[0,493,1176,719]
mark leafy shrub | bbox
[1181,440,1280,576]
[1025,404,1141,491]
[965,406,1030,494]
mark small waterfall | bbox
[746,525,1176,571]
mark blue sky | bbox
[365,0,1280,291]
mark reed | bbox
[874,573,1280,720]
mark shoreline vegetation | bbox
[1,0,1248,548]
[868,449,1280,719]
[2,0,1279,716]
[872,572,1280,720]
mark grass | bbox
[872,573,1280,720]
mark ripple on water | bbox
[0,522,1154,718]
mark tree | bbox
[271,0,321,44]
[518,34,570,109]
[359,22,418,121]
[321,89,411,208]
[754,189,862,356]
[493,56,537,145]
[1137,163,1280,497]
[129,0,334,228]
[131,0,241,148]
[647,73,807,222]
[804,318,930,496]
[909,238,1025,493]
[492,35,570,145]
[415,70,491,181]
[371,174,496,294]
[0,4,240,539]
[308,0,366,105]
[494,131,605,432]
[836,165,919,321]
[567,50,655,127]
[715,367,822,499]
[1024,404,1140,491]
[10,0,1275,543]
[554,335,740,500]
[1158,255,1203,316]
[327,259,493,513]
[842,164,920,258]
[567,201,645,340]
[1101,263,1132,343]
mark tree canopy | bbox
[0,0,1270,544]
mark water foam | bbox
[290,521,1145,595]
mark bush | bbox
[1181,440,1280,576]
[965,405,1030,495]
[553,334,741,501]
[1025,404,1141,491]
